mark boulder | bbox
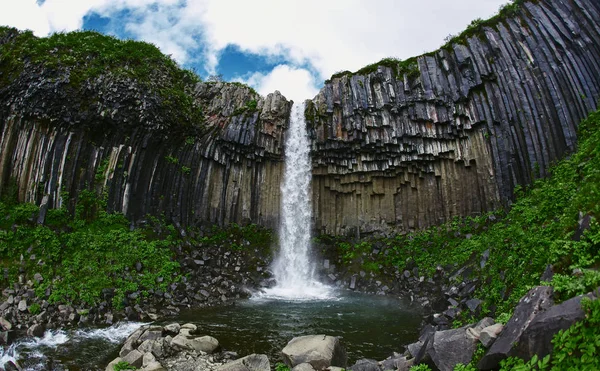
[281,335,347,370]
[348,358,380,371]
[292,363,315,371]
[478,286,553,370]
[513,294,592,360]
[27,323,45,337]
[141,361,166,371]
[171,334,219,353]
[164,323,181,335]
[479,324,504,348]
[380,355,413,371]
[424,326,478,371]
[122,349,144,368]
[217,354,271,371]
[0,317,12,331]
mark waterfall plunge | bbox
[261,102,332,300]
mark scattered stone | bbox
[27,323,45,337]
[164,323,181,335]
[218,353,270,371]
[424,326,478,371]
[122,349,144,368]
[281,335,347,370]
[348,358,380,371]
[17,300,27,312]
[479,324,504,348]
[0,317,12,331]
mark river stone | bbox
[478,286,553,370]
[348,358,380,371]
[122,349,144,368]
[164,323,181,335]
[281,335,347,370]
[181,323,197,331]
[292,363,316,371]
[217,353,270,371]
[17,300,27,312]
[27,323,45,337]
[142,361,166,371]
[172,334,219,353]
[143,352,157,367]
[381,356,413,371]
[0,317,12,331]
[139,328,163,342]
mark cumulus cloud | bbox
[0,0,510,99]
[239,65,319,103]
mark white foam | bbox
[21,329,69,348]
[74,321,148,343]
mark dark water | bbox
[1,292,423,370]
[173,292,423,363]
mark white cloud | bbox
[240,65,319,103]
[0,0,50,35]
[0,0,511,100]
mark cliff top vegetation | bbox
[326,0,536,82]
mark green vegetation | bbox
[0,27,204,132]
[28,303,41,315]
[275,363,290,371]
[0,193,179,308]
[328,57,420,82]
[327,106,600,319]
[232,99,260,116]
[113,361,137,371]
[409,365,432,371]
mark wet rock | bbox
[218,353,270,371]
[0,317,12,331]
[27,323,45,337]
[348,358,380,371]
[281,335,347,370]
[4,360,23,371]
[380,355,413,371]
[164,323,181,335]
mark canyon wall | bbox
[0,41,291,229]
[308,0,600,235]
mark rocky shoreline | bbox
[98,285,598,371]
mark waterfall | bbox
[261,101,332,300]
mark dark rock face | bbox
[0,71,290,228]
[308,0,600,235]
[2,1,600,235]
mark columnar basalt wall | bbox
[0,79,291,229]
[308,0,600,235]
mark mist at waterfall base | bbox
[260,101,333,300]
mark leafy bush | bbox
[113,361,137,371]
[0,193,179,308]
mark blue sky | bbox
[1,0,509,101]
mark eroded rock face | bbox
[0,71,290,229]
[308,0,600,235]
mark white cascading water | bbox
[261,101,332,300]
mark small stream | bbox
[1,292,423,370]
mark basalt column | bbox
[308,0,600,235]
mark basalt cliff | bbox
[2,0,600,236]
